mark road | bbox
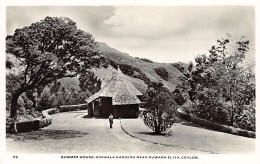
[6,111,206,154]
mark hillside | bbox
[97,42,183,93]
[59,42,185,95]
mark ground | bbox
[121,119,255,154]
[6,111,255,154]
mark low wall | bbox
[14,104,87,133]
[42,108,58,116]
[59,104,88,112]
[176,108,255,138]
[15,120,40,133]
[14,108,57,133]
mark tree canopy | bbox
[175,36,255,131]
[142,82,177,134]
[6,16,106,118]
[79,71,102,95]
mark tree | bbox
[6,16,106,119]
[79,71,102,95]
[142,82,177,134]
[36,87,54,111]
[176,36,255,130]
[154,67,169,81]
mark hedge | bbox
[176,108,255,138]
[59,104,88,112]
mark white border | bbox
[1,0,259,164]
[3,0,257,6]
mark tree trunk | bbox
[10,94,19,119]
[230,109,234,126]
[10,88,27,118]
[154,118,161,134]
[230,87,234,126]
[155,125,161,134]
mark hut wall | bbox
[113,104,139,118]
[93,100,100,116]
[88,103,94,117]
[99,97,113,118]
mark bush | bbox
[171,63,185,73]
[154,67,169,81]
[59,104,88,112]
[177,109,255,138]
[6,118,17,133]
[233,105,255,131]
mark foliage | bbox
[176,36,255,131]
[6,74,42,123]
[171,63,186,73]
[6,16,105,118]
[176,108,255,138]
[6,118,17,133]
[6,74,22,111]
[6,75,88,123]
[154,67,169,81]
[6,60,13,69]
[172,88,187,106]
[79,71,101,95]
[37,87,55,110]
[141,82,177,134]
[37,80,87,110]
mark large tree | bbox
[6,16,105,119]
[142,82,177,134]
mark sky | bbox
[6,6,255,63]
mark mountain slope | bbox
[97,42,183,93]
[60,42,185,95]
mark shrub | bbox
[176,109,255,138]
[6,118,17,133]
[171,63,185,73]
[154,67,169,81]
[59,104,88,112]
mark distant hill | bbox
[96,42,184,93]
[60,42,186,95]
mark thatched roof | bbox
[86,68,142,105]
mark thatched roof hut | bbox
[86,67,143,118]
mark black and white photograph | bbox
[0,1,259,164]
